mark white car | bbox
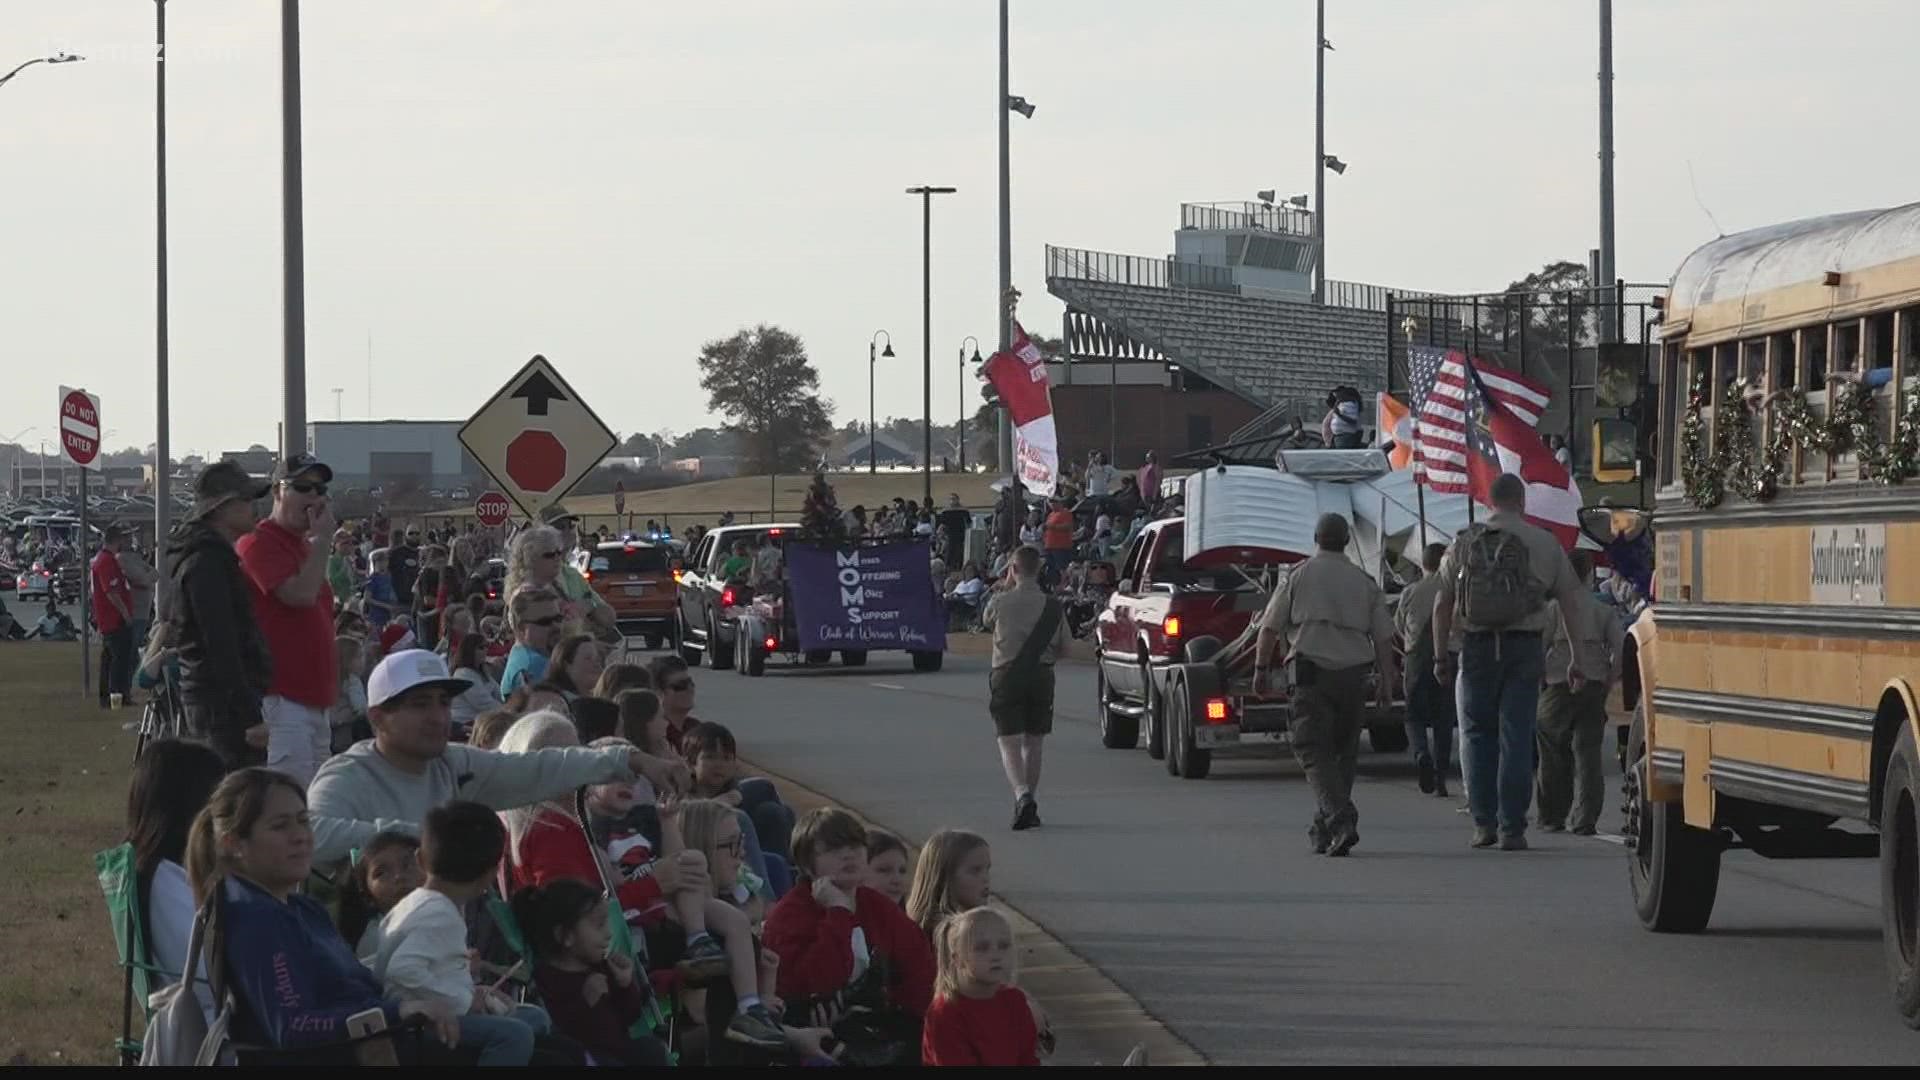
[450,487,471,500]
[16,563,52,600]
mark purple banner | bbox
[785,540,947,653]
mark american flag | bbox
[1407,345,1551,492]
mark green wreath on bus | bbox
[1679,370,1920,508]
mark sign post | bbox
[458,355,616,523]
[60,386,102,699]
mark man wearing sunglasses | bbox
[235,452,341,786]
[500,584,564,699]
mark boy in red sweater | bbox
[922,906,1041,1066]
[763,807,935,1018]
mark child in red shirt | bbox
[921,906,1041,1066]
[763,808,935,1018]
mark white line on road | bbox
[1591,832,1627,846]
[870,682,907,690]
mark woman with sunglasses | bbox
[503,522,617,643]
[500,584,567,700]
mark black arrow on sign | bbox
[512,366,568,416]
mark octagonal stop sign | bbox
[505,430,567,494]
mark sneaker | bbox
[1012,794,1040,831]
[724,1004,789,1050]
[1121,1044,1150,1067]
[1571,823,1597,836]
[1434,781,1450,798]
[1500,833,1529,851]
[1540,822,1566,834]
[1416,752,1436,794]
[1470,827,1498,848]
[1327,831,1359,857]
[1311,832,1331,855]
[675,935,730,983]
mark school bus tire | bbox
[1627,710,1722,933]
[1878,722,1920,1027]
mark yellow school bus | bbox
[1637,200,1920,1023]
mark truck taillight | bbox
[1164,616,1182,638]
[721,587,736,606]
[764,636,777,650]
[673,570,684,584]
[1205,698,1230,723]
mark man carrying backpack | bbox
[1431,474,1598,851]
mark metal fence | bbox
[1179,201,1314,237]
[1046,245,1240,293]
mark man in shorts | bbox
[982,545,1070,831]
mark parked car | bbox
[582,540,676,648]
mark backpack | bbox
[1454,525,1536,629]
[140,903,234,1066]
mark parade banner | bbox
[785,540,948,653]
[979,322,1058,497]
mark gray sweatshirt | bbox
[308,740,636,864]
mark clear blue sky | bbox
[6,0,1914,457]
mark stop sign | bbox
[474,491,511,528]
[505,430,566,494]
[60,388,101,467]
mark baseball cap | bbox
[367,647,471,709]
[190,461,272,521]
[539,504,576,527]
[378,622,416,655]
[273,452,333,483]
[100,522,130,541]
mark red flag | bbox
[978,322,1059,496]
[1458,360,1582,549]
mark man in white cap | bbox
[308,649,690,864]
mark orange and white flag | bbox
[1377,392,1414,470]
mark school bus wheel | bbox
[1877,722,1920,1026]
[1627,709,1723,933]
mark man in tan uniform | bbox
[1253,514,1398,856]
[982,545,1070,831]
[1395,541,1457,798]
[1432,473,1599,851]
[1535,549,1626,835]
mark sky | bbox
[6,0,1918,460]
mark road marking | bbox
[871,682,906,690]
[1592,832,1627,846]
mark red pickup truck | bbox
[1094,516,1408,779]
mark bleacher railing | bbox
[1047,244,1436,314]
[1180,201,1314,237]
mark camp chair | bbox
[131,666,183,764]
[94,842,173,1065]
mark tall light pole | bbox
[868,331,894,473]
[958,336,982,472]
[997,2,1035,475]
[155,0,173,593]
[4,428,35,497]
[1312,0,1328,304]
[281,0,308,463]
[1597,0,1618,341]
[0,51,83,91]
[907,185,959,508]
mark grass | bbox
[0,643,134,1065]
[425,471,1007,532]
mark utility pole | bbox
[996,0,1014,474]
[280,0,308,462]
[154,0,172,595]
[1312,0,1326,304]
[1597,0,1618,343]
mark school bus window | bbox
[1741,339,1766,385]
[1838,319,1863,374]
[1659,346,1681,488]
[1770,332,1796,391]
[1805,323,1829,385]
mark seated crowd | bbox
[122,635,1057,1066]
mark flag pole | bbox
[1401,316,1431,547]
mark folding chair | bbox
[94,842,173,1065]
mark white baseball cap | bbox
[368,648,472,709]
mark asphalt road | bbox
[678,649,1915,1065]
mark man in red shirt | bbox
[91,524,136,708]
[237,452,339,786]
[1041,497,1075,589]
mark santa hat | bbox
[379,623,416,655]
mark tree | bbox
[696,324,834,474]
[1477,260,1592,361]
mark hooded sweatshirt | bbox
[165,519,272,733]
[306,740,638,864]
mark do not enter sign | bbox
[59,386,102,469]
[474,491,512,528]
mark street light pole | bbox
[958,336,981,473]
[280,0,308,463]
[997,0,1013,475]
[907,186,958,509]
[1312,0,1326,304]
[155,0,172,602]
[0,51,83,91]
[869,330,893,474]
[1597,0,1618,342]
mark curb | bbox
[741,759,1205,1067]
[944,631,1096,666]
